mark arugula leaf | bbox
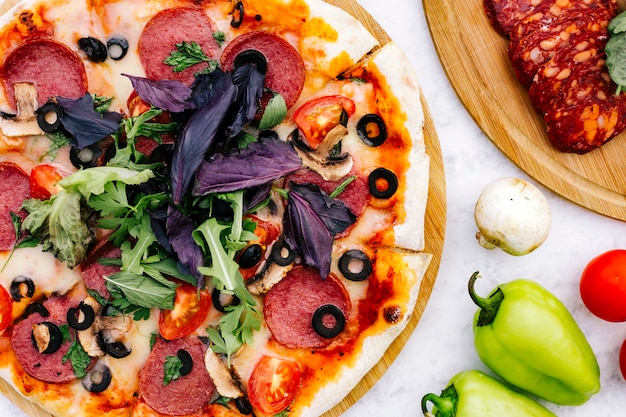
[164,41,219,73]
[163,355,183,386]
[213,31,226,47]
[41,131,71,161]
[194,219,240,292]
[120,213,158,275]
[105,270,177,310]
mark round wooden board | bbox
[0,0,446,416]
[424,0,626,221]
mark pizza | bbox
[0,0,432,416]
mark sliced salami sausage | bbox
[287,168,368,218]
[529,36,607,114]
[11,295,87,383]
[0,162,30,251]
[1,38,87,109]
[221,31,305,108]
[484,0,548,37]
[138,7,220,85]
[80,244,121,299]
[508,3,614,87]
[544,58,626,153]
[264,266,350,348]
[138,337,215,416]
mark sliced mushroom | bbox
[246,260,295,296]
[77,296,133,358]
[204,348,243,398]
[292,125,353,182]
[31,322,63,354]
[0,83,45,137]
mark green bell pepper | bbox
[468,272,600,405]
[421,370,557,417]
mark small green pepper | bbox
[421,370,557,417]
[468,272,600,405]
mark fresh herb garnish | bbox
[258,93,287,130]
[163,354,183,385]
[60,325,91,378]
[164,41,219,73]
[213,31,226,47]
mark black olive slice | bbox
[10,276,35,301]
[357,114,387,147]
[67,302,95,331]
[338,250,372,282]
[211,288,241,313]
[69,145,103,169]
[31,322,63,354]
[82,362,112,393]
[238,244,263,269]
[270,238,296,266]
[312,304,345,339]
[78,37,108,63]
[106,37,129,61]
[234,50,268,75]
[368,167,398,199]
[23,302,49,319]
[231,1,244,27]
[36,102,62,133]
[235,397,253,415]
[177,349,193,377]
[103,340,132,359]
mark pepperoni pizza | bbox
[0,0,432,416]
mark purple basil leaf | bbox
[57,94,122,150]
[191,69,236,109]
[170,73,238,203]
[166,205,204,286]
[226,65,265,137]
[283,190,334,278]
[123,74,196,113]
[288,182,356,236]
[192,139,302,195]
[243,183,273,212]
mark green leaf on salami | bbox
[163,354,183,386]
[164,41,218,73]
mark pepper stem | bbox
[468,271,504,326]
[421,383,458,417]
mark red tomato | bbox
[580,249,626,322]
[238,216,281,280]
[248,355,301,415]
[159,283,211,340]
[0,285,12,332]
[620,339,626,380]
[29,164,66,200]
[293,95,356,150]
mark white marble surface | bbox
[2,0,626,416]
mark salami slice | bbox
[529,37,607,114]
[544,58,626,153]
[138,7,220,85]
[221,31,305,108]
[264,266,350,348]
[80,245,121,299]
[508,4,614,87]
[0,162,30,251]
[138,337,215,416]
[483,0,548,37]
[11,296,86,383]
[1,38,87,109]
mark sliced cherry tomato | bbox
[0,285,13,332]
[29,164,66,200]
[580,249,626,322]
[238,216,281,280]
[159,283,211,340]
[620,339,626,380]
[293,95,356,150]
[248,355,301,415]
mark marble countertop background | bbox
[3,0,626,416]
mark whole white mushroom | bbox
[474,177,551,256]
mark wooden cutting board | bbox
[0,1,446,416]
[424,0,626,221]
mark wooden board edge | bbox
[422,0,626,221]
